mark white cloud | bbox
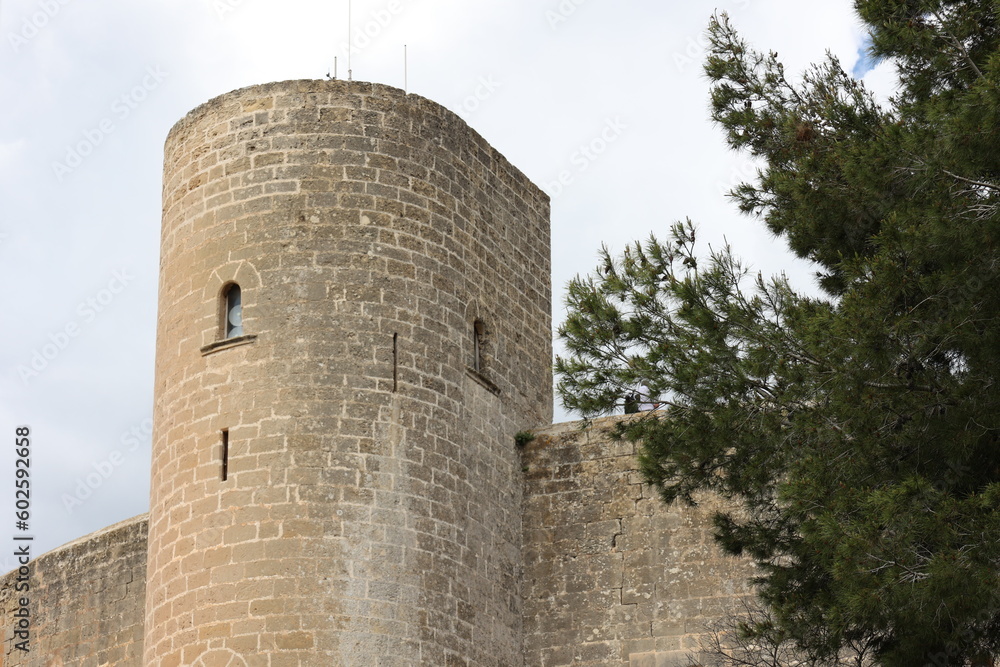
[863,58,901,105]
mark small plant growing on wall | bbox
[514,431,535,448]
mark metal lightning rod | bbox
[347,0,353,81]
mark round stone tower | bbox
[146,80,551,666]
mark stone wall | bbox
[148,79,551,666]
[0,413,758,667]
[522,417,755,667]
[0,514,147,666]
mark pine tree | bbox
[556,2,1000,665]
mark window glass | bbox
[226,285,243,338]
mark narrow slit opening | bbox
[473,319,486,373]
[393,333,399,393]
[221,429,229,482]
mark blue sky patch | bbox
[853,34,878,78]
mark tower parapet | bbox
[146,80,551,666]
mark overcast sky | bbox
[0,0,897,562]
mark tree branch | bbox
[941,169,1000,193]
[931,10,986,80]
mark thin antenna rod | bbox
[404,45,408,92]
[334,56,338,80]
[347,0,353,81]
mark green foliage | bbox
[514,430,535,448]
[556,3,1000,665]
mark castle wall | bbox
[0,80,761,667]
[0,415,758,667]
[0,514,147,666]
[148,80,551,666]
[521,417,755,667]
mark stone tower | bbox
[147,80,552,666]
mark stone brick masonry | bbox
[0,414,756,666]
[0,81,755,666]
[0,515,146,665]
[147,79,551,666]
[521,418,754,667]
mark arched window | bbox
[223,283,243,339]
[473,319,486,373]
[201,281,256,355]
